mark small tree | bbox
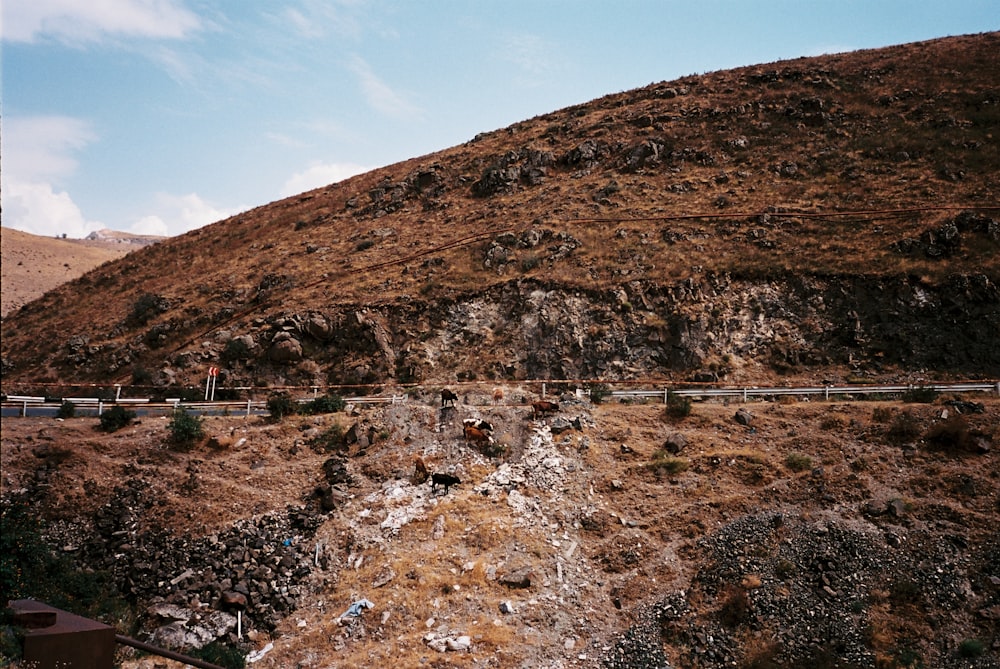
[301,393,346,415]
[663,391,692,421]
[99,405,135,433]
[266,393,296,422]
[168,409,204,446]
[56,400,76,419]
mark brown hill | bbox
[2,33,998,396]
[1,34,999,669]
[0,227,154,317]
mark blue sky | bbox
[2,1,996,239]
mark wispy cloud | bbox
[128,192,240,237]
[2,0,203,44]
[280,161,371,197]
[3,116,97,181]
[502,33,564,87]
[348,55,422,120]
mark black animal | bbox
[441,388,458,408]
[431,472,461,493]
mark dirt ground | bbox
[2,390,998,667]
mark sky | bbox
[2,1,997,240]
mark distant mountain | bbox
[1,227,161,317]
[1,33,998,390]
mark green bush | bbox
[189,641,247,668]
[56,400,76,419]
[784,453,813,472]
[266,393,297,422]
[902,385,939,403]
[589,384,611,404]
[99,405,136,433]
[168,409,204,446]
[645,451,690,475]
[663,391,692,421]
[301,393,346,415]
[957,638,985,658]
[0,497,129,624]
[309,424,346,453]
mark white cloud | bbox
[130,192,240,237]
[281,162,370,197]
[2,179,106,239]
[0,116,105,238]
[2,0,202,44]
[348,55,422,120]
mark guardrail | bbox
[611,382,1000,403]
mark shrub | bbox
[189,641,247,668]
[266,393,297,421]
[887,410,921,443]
[784,453,813,472]
[301,393,346,415]
[168,409,204,446]
[128,293,169,326]
[663,391,692,421]
[99,405,136,433]
[589,384,611,404]
[957,638,985,658]
[56,400,76,419]
[924,415,972,452]
[902,385,939,403]
[520,253,540,272]
[646,451,690,476]
[131,365,154,386]
[309,424,346,452]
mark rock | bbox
[499,601,516,614]
[734,408,754,426]
[499,568,533,589]
[664,433,687,454]
[267,336,302,363]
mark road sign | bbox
[208,366,219,377]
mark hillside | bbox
[1,32,1000,669]
[0,228,154,317]
[1,33,999,397]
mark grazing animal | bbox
[463,424,493,445]
[431,472,461,493]
[531,400,559,418]
[463,418,494,433]
[411,456,429,485]
[441,388,458,408]
[493,388,504,404]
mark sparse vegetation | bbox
[168,409,204,446]
[98,405,135,433]
[266,393,296,422]
[301,393,346,415]
[784,452,813,472]
[663,391,692,421]
[56,400,76,419]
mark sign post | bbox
[205,367,219,401]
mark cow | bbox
[441,388,458,408]
[463,424,493,446]
[531,400,559,418]
[493,388,505,405]
[431,472,461,493]
[463,418,494,433]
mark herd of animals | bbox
[413,388,562,495]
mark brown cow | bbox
[441,388,458,407]
[464,424,492,445]
[493,388,505,404]
[531,400,559,418]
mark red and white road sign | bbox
[208,366,220,377]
